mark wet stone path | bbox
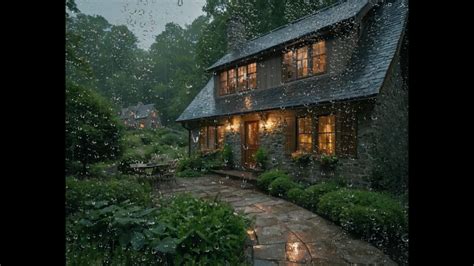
[156,176,397,265]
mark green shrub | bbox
[66,195,249,265]
[176,169,203,177]
[268,177,298,198]
[291,151,312,166]
[66,178,151,216]
[318,188,407,243]
[88,162,116,179]
[158,195,249,265]
[176,156,203,172]
[176,152,223,175]
[254,148,267,169]
[320,154,338,170]
[287,188,309,207]
[304,181,341,211]
[256,170,288,192]
[161,133,180,146]
[222,144,234,168]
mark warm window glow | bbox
[283,40,327,82]
[318,115,335,155]
[283,50,294,81]
[217,125,225,149]
[199,127,207,150]
[237,65,247,91]
[312,41,326,74]
[219,71,228,95]
[297,46,308,78]
[200,125,225,150]
[228,68,236,94]
[220,62,257,95]
[297,117,312,153]
[208,126,216,149]
[248,63,257,89]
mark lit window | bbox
[200,126,226,150]
[282,50,295,81]
[297,117,312,153]
[312,41,326,74]
[139,122,145,129]
[217,125,225,149]
[248,63,257,89]
[219,71,228,95]
[318,115,335,155]
[297,46,308,78]
[228,68,236,94]
[238,65,247,91]
[199,127,208,150]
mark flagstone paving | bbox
[156,175,397,265]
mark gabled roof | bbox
[177,0,408,123]
[207,0,370,71]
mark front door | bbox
[243,121,259,169]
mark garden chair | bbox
[155,159,178,188]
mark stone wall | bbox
[367,51,408,193]
[185,57,407,192]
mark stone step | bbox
[211,169,259,184]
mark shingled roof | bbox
[208,0,370,71]
[177,0,408,123]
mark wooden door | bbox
[243,121,259,168]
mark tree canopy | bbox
[66,0,335,126]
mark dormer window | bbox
[297,46,309,78]
[312,41,326,74]
[282,40,327,82]
[238,65,247,91]
[219,62,257,96]
[219,72,228,95]
[247,63,257,89]
[228,68,237,94]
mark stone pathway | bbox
[156,175,397,265]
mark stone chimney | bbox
[227,10,246,52]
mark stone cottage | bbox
[176,0,408,185]
[120,102,161,129]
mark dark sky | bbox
[76,0,206,50]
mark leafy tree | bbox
[66,81,123,176]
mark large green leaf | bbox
[153,237,178,254]
[130,231,145,250]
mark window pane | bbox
[283,50,294,80]
[248,73,257,89]
[247,63,257,89]
[219,72,228,95]
[297,117,312,152]
[217,126,225,149]
[208,126,216,149]
[228,69,236,93]
[238,65,247,91]
[248,62,256,74]
[318,115,335,155]
[199,127,207,150]
[312,41,326,74]
[297,46,308,78]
